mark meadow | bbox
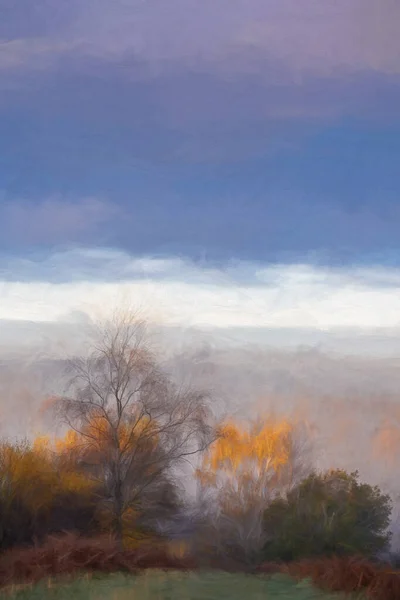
[1,571,362,600]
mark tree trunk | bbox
[113,483,124,551]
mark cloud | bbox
[0,196,120,245]
[0,0,399,138]
[1,248,400,336]
[2,0,399,76]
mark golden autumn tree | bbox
[49,309,215,548]
[35,433,97,498]
[52,417,166,544]
[195,416,312,562]
[0,434,98,548]
[0,439,57,545]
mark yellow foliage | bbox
[0,442,58,512]
[200,418,293,483]
[0,409,163,525]
[54,429,81,454]
[59,470,96,495]
[196,417,298,518]
[0,430,98,517]
[55,413,159,455]
[32,435,52,456]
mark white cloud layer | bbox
[1,248,400,332]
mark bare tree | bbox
[53,310,216,547]
[195,416,314,564]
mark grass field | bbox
[1,571,363,600]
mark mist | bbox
[2,314,400,547]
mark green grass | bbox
[0,571,365,600]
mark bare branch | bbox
[52,308,216,544]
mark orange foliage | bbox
[45,416,162,537]
[0,441,59,514]
[0,432,96,516]
[53,414,158,457]
[54,429,81,453]
[372,420,400,467]
[197,417,294,491]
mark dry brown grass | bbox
[258,556,400,600]
[0,532,197,588]
[3,534,400,600]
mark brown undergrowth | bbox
[0,532,197,588]
[258,556,400,600]
[2,534,400,600]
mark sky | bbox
[0,1,400,342]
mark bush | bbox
[261,469,392,561]
[0,532,197,588]
[257,556,400,600]
[0,441,100,550]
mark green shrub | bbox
[261,469,392,561]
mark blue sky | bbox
[1,0,400,337]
